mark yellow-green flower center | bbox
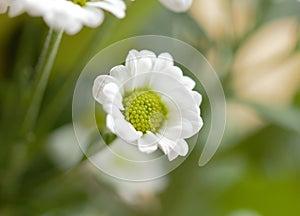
[71,0,87,6]
[123,88,168,134]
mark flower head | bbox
[93,49,203,161]
[1,0,126,35]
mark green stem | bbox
[22,28,63,136]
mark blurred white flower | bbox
[89,137,168,205]
[46,124,89,170]
[0,0,10,13]
[47,124,168,205]
[159,0,192,12]
[93,49,203,161]
[1,0,126,35]
[232,17,300,106]
[190,0,258,41]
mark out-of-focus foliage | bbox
[0,0,299,215]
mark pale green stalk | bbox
[22,28,63,136]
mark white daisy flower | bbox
[1,0,126,35]
[92,49,203,161]
[159,0,192,12]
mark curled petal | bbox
[158,136,177,155]
[103,82,123,109]
[102,104,124,118]
[114,118,143,143]
[167,139,189,161]
[92,75,120,104]
[138,132,158,153]
[106,114,116,133]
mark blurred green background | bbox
[1,0,300,215]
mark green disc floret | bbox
[123,87,168,134]
[71,0,87,6]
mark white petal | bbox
[125,49,155,78]
[126,72,153,89]
[102,104,124,118]
[137,132,158,153]
[160,87,202,137]
[139,50,156,59]
[162,65,183,80]
[103,82,123,109]
[136,55,154,74]
[106,114,116,133]
[125,49,139,77]
[174,139,189,156]
[177,105,203,136]
[8,0,27,17]
[149,73,183,94]
[136,50,156,73]
[87,0,126,19]
[159,0,192,12]
[103,82,119,99]
[123,50,157,89]
[158,136,177,155]
[181,76,196,89]
[167,150,178,161]
[110,65,130,84]
[42,2,81,34]
[167,99,202,137]
[107,0,126,11]
[80,6,104,28]
[114,118,142,143]
[92,75,120,105]
[161,65,197,90]
[167,139,189,161]
[166,87,199,113]
[183,114,203,136]
[192,91,202,107]
[161,94,193,137]
[153,53,174,72]
[161,117,194,140]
